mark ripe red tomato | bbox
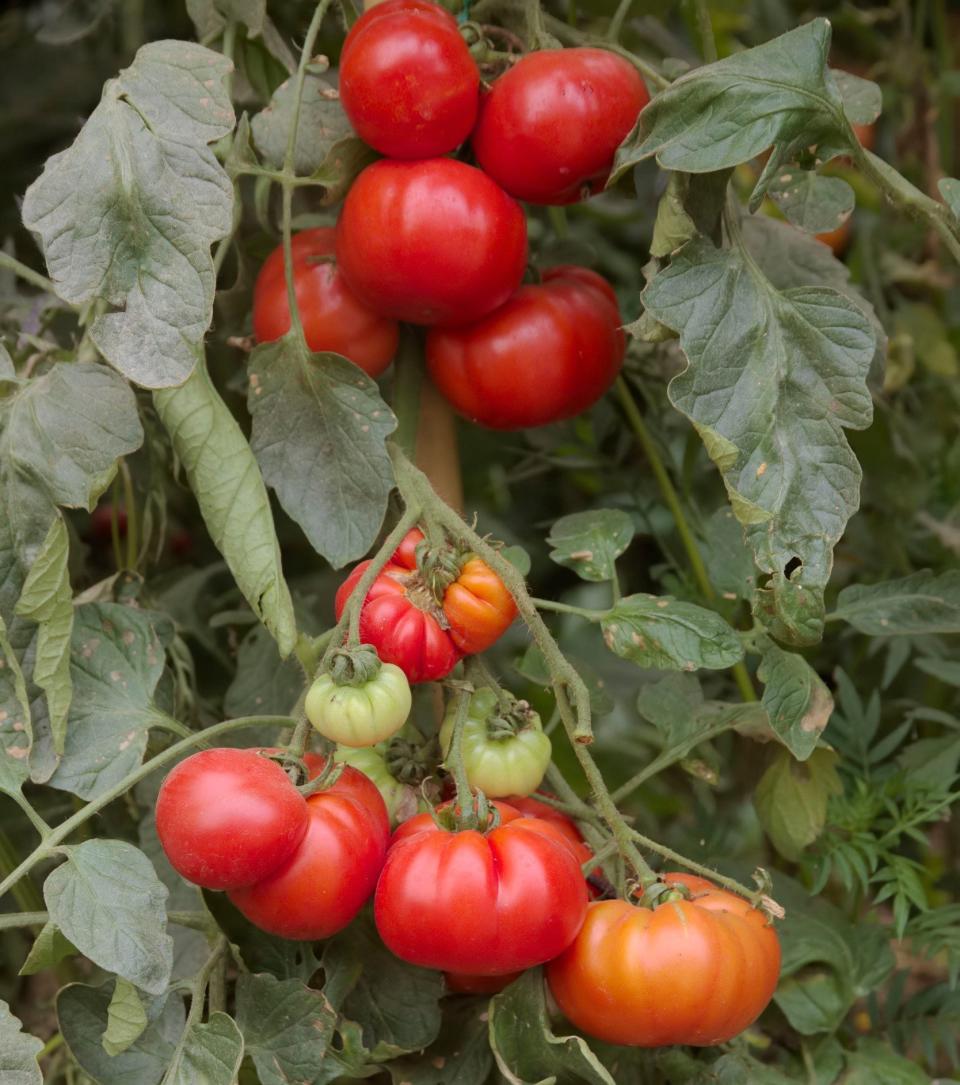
[88,503,127,544]
[426,266,625,430]
[252,227,398,378]
[340,0,479,158]
[503,794,592,869]
[335,158,528,326]
[546,873,781,1046]
[228,762,389,940]
[155,748,308,891]
[471,48,649,205]
[334,528,515,682]
[375,800,588,974]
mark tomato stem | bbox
[392,328,425,460]
[443,687,478,821]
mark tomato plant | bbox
[305,656,412,746]
[252,227,398,377]
[155,748,309,890]
[546,874,782,1046]
[334,157,528,325]
[340,0,479,158]
[426,265,626,429]
[375,801,588,973]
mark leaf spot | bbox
[756,461,767,478]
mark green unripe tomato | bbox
[334,745,411,823]
[439,687,551,798]
[306,663,411,747]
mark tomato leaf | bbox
[831,571,960,635]
[235,973,338,1085]
[601,594,744,672]
[44,602,168,799]
[0,1001,42,1085]
[21,42,235,388]
[224,623,303,718]
[701,506,757,602]
[0,614,33,797]
[247,337,396,569]
[58,982,184,1085]
[154,361,297,657]
[756,639,833,761]
[643,234,876,644]
[19,922,77,977]
[44,839,174,995]
[832,70,882,126]
[102,978,148,1057]
[768,172,854,235]
[842,1038,932,1084]
[162,1012,244,1085]
[186,0,267,41]
[322,915,443,1058]
[387,998,492,1085]
[488,969,614,1085]
[547,509,634,582]
[754,748,842,861]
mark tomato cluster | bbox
[253,2,647,429]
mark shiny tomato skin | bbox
[340,0,479,158]
[375,800,588,974]
[335,159,528,327]
[155,748,309,891]
[252,228,398,377]
[426,266,625,430]
[546,873,782,1046]
[227,764,389,940]
[503,794,592,868]
[444,556,517,653]
[472,48,649,205]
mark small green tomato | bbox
[334,745,411,823]
[306,663,411,747]
[439,687,551,798]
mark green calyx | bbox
[414,535,463,597]
[327,643,382,686]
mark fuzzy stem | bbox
[0,251,57,295]
[612,718,734,802]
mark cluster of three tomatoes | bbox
[253,0,650,429]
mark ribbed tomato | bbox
[252,228,398,377]
[335,158,527,327]
[375,800,588,974]
[426,266,625,430]
[340,0,479,158]
[546,873,781,1046]
[471,48,648,204]
[334,528,515,682]
[227,761,388,940]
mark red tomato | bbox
[503,794,592,868]
[228,763,389,940]
[471,48,648,205]
[445,970,522,995]
[252,228,398,378]
[546,873,781,1046]
[375,800,588,973]
[340,0,479,158]
[88,504,127,544]
[426,266,625,430]
[155,749,308,891]
[335,158,528,326]
[816,219,852,256]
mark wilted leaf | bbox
[247,336,396,568]
[757,640,833,761]
[21,42,235,387]
[754,747,842,860]
[831,571,960,635]
[547,509,634,582]
[44,839,173,995]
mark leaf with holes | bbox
[247,336,396,569]
[21,42,234,387]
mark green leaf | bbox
[21,42,235,388]
[251,69,375,201]
[756,640,833,761]
[702,506,756,602]
[15,517,73,755]
[842,1038,932,1085]
[832,571,960,635]
[186,0,265,40]
[832,69,882,126]
[649,170,732,258]
[224,622,302,717]
[44,839,173,995]
[601,594,743,672]
[754,747,842,860]
[154,361,297,657]
[322,915,443,1058]
[635,672,704,745]
[768,172,855,234]
[388,999,492,1085]
[914,656,960,687]
[103,978,148,1057]
[489,969,614,1085]
[235,973,338,1085]
[547,509,634,582]
[0,614,33,796]
[58,982,184,1085]
[19,921,78,976]
[162,1012,244,1085]
[0,1000,42,1085]
[644,235,875,638]
[247,337,396,568]
[616,20,850,178]
[47,603,167,800]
